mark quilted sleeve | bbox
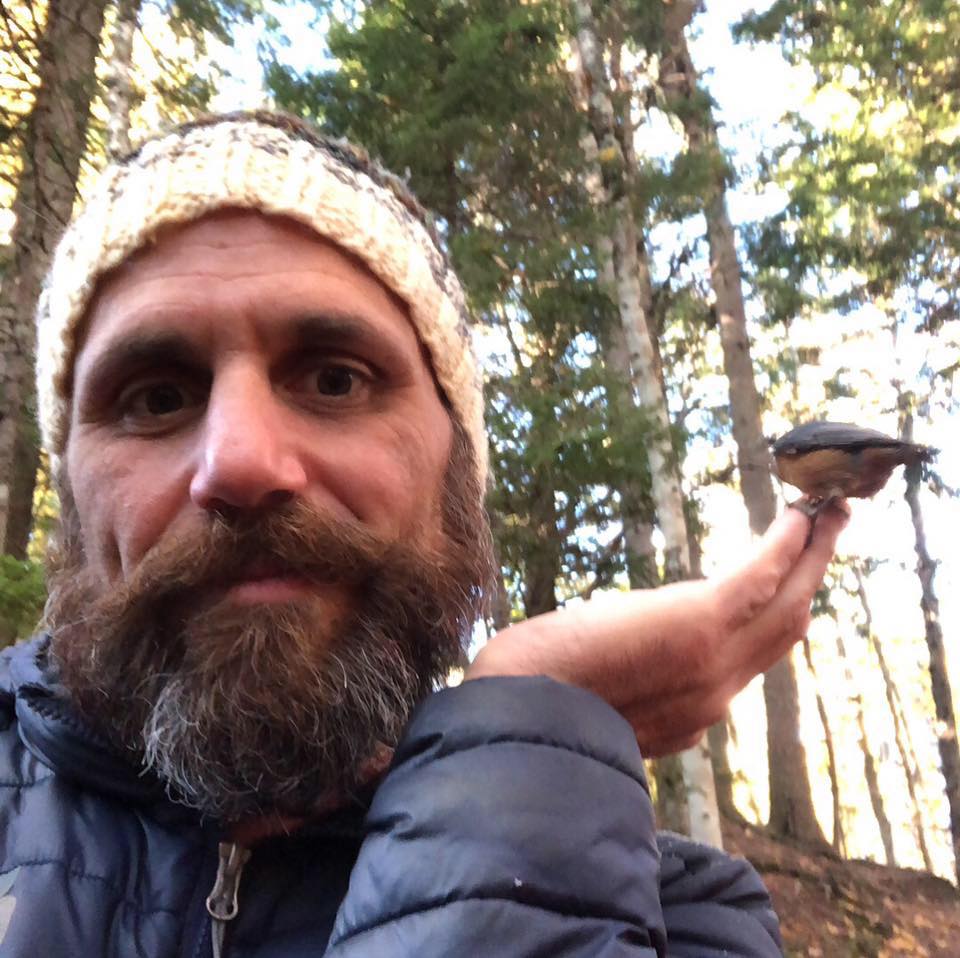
[326,675,667,957]
[658,831,783,957]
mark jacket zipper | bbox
[206,841,251,958]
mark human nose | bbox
[189,372,308,514]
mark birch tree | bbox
[572,0,721,847]
[569,68,658,593]
[658,0,828,846]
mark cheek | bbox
[66,439,194,580]
[319,414,452,538]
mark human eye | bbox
[291,358,376,405]
[118,378,203,432]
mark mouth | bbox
[218,560,313,605]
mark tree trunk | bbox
[707,718,744,824]
[652,754,689,835]
[0,0,109,553]
[834,627,896,865]
[763,649,830,847]
[901,412,960,883]
[2,411,40,558]
[103,0,142,159]
[659,1,828,848]
[572,1,721,847]
[855,699,895,865]
[522,460,560,618]
[801,636,844,854]
[854,564,933,871]
[596,244,659,591]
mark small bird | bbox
[772,421,936,515]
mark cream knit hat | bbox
[35,110,486,485]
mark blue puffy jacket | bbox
[0,636,782,957]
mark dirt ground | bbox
[723,820,960,957]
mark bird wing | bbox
[773,421,903,454]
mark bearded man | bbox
[0,111,846,957]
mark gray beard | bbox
[47,510,477,822]
[135,600,429,820]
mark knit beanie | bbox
[35,110,486,486]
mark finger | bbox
[738,506,812,580]
[715,507,813,622]
[777,498,848,606]
[737,500,849,674]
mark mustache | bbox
[104,501,400,628]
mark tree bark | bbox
[801,636,845,855]
[570,22,659,593]
[901,411,960,883]
[572,1,721,847]
[652,754,689,835]
[595,243,659,590]
[522,459,560,618]
[707,718,744,824]
[103,0,142,159]
[0,0,109,553]
[659,1,827,848]
[2,411,40,559]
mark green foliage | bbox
[738,1,960,329]
[166,0,265,45]
[268,0,573,222]
[0,556,45,644]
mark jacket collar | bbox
[8,634,175,806]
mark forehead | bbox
[74,210,426,372]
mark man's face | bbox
[49,210,487,820]
[67,209,453,591]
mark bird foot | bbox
[788,496,826,520]
[788,496,850,547]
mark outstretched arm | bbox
[329,505,845,957]
[466,503,848,756]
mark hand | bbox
[465,503,848,756]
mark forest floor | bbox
[724,819,960,956]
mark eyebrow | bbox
[76,331,208,403]
[288,313,410,367]
[291,313,379,349]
